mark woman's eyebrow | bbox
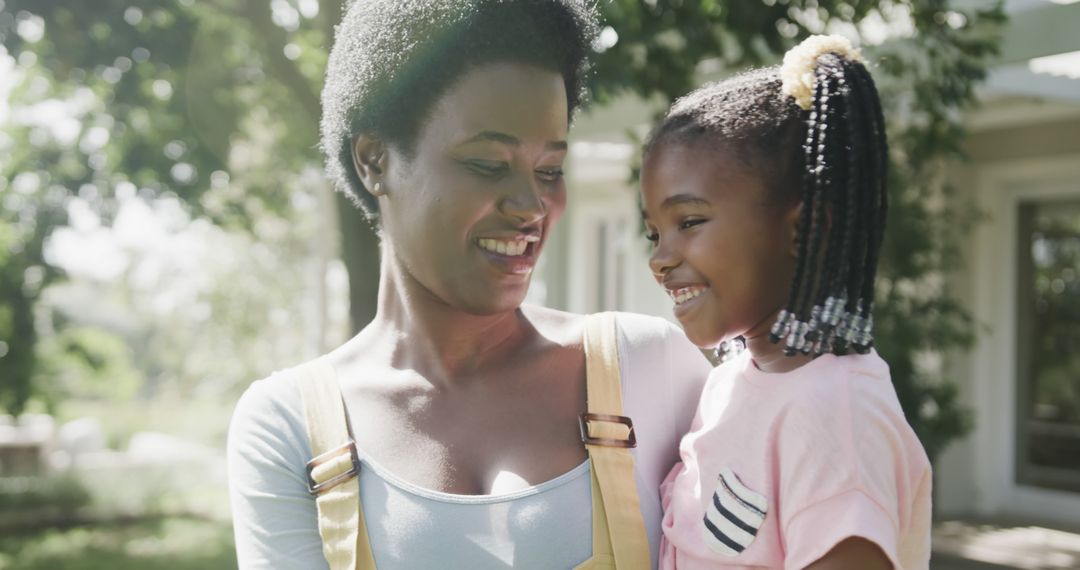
[463,130,520,147]
[461,131,567,151]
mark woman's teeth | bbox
[670,286,707,305]
[478,238,533,257]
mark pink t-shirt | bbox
[659,349,932,569]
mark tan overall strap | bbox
[575,463,616,569]
[581,312,651,569]
[296,358,377,570]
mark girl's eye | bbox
[464,160,508,177]
[644,232,659,245]
[679,218,706,231]
[536,167,564,183]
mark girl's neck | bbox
[743,308,815,374]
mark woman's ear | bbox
[351,133,388,198]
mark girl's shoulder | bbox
[768,352,928,469]
[745,350,895,404]
[796,351,902,415]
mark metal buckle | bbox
[305,440,361,495]
[579,413,637,448]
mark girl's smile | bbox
[665,283,710,318]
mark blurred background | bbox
[0,0,1077,568]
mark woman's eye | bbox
[645,232,659,244]
[464,160,508,177]
[536,167,564,183]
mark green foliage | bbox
[0,474,91,514]
[0,0,331,225]
[0,0,349,413]
[35,327,140,406]
[870,3,1006,461]
[0,517,236,570]
[592,0,883,104]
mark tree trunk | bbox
[335,193,381,334]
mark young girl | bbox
[640,36,932,569]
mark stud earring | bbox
[373,182,382,194]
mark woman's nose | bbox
[498,178,547,226]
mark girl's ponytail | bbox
[769,35,888,357]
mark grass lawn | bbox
[0,517,236,570]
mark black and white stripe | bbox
[702,467,768,556]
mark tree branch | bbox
[241,0,322,122]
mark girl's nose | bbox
[648,237,679,278]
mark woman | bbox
[226,1,710,568]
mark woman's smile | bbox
[475,233,541,276]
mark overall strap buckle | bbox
[305,439,361,495]
[579,413,637,448]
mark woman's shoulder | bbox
[520,305,700,352]
[234,364,309,419]
[227,360,317,460]
[519,304,586,344]
[611,311,683,344]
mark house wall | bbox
[528,94,672,319]
[531,139,672,320]
[936,114,1080,525]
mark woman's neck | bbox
[361,252,532,385]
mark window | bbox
[1016,198,1080,492]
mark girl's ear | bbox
[351,133,389,198]
[783,201,835,258]
[785,201,804,258]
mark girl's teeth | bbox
[672,287,705,305]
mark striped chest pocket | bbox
[702,467,768,557]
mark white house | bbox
[531,0,1080,528]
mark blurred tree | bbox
[0,0,363,415]
[0,0,1004,461]
[0,112,68,415]
[35,326,140,405]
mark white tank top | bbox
[359,453,592,568]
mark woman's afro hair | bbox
[320,0,599,221]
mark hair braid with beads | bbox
[643,36,889,358]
